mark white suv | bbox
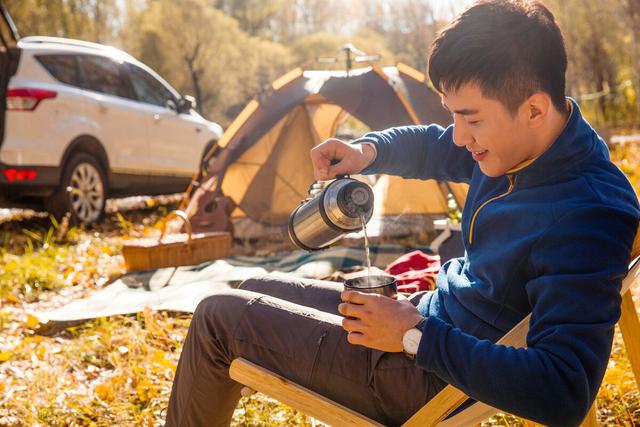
[0,36,223,223]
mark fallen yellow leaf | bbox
[25,314,40,329]
[0,351,12,362]
[135,379,158,402]
[111,375,126,386]
[95,383,115,402]
[151,350,174,370]
[599,387,613,400]
[4,294,19,304]
[152,350,165,364]
[36,345,46,360]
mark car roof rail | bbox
[20,36,132,57]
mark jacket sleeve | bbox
[416,205,638,426]
[352,124,475,183]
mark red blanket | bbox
[385,250,441,293]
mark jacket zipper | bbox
[468,175,516,245]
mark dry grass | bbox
[0,201,318,426]
[1,142,640,426]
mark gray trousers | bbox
[165,274,447,427]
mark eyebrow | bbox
[454,108,480,115]
[441,102,479,116]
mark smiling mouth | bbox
[471,150,488,161]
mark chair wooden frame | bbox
[230,229,640,427]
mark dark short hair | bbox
[428,0,568,114]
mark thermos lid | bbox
[337,181,373,218]
[321,178,374,231]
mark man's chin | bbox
[478,163,505,178]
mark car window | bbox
[35,55,81,87]
[78,55,134,100]
[127,64,176,108]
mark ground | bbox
[1,140,640,426]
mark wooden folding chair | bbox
[230,227,640,426]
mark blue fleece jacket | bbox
[356,100,640,426]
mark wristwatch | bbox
[402,317,427,359]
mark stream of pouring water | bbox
[360,213,372,287]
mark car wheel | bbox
[46,153,107,224]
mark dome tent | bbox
[185,63,468,237]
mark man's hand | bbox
[338,291,424,352]
[310,138,376,181]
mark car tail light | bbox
[7,88,57,111]
[3,169,37,182]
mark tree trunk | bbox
[629,0,640,123]
[94,0,104,43]
[190,67,204,115]
[184,42,204,115]
[633,31,640,122]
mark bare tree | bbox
[183,41,205,114]
[627,0,640,117]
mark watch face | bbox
[402,328,422,355]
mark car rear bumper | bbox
[0,162,60,206]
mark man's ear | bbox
[524,93,551,128]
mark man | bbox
[166,1,640,426]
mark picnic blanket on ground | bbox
[34,244,431,324]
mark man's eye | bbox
[468,120,481,126]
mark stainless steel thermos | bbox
[289,177,374,251]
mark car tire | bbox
[45,153,108,224]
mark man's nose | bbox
[452,118,474,147]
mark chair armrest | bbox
[402,314,531,426]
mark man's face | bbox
[441,83,535,177]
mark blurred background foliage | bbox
[5,0,640,131]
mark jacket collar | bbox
[507,98,597,187]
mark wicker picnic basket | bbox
[122,210,231,272]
